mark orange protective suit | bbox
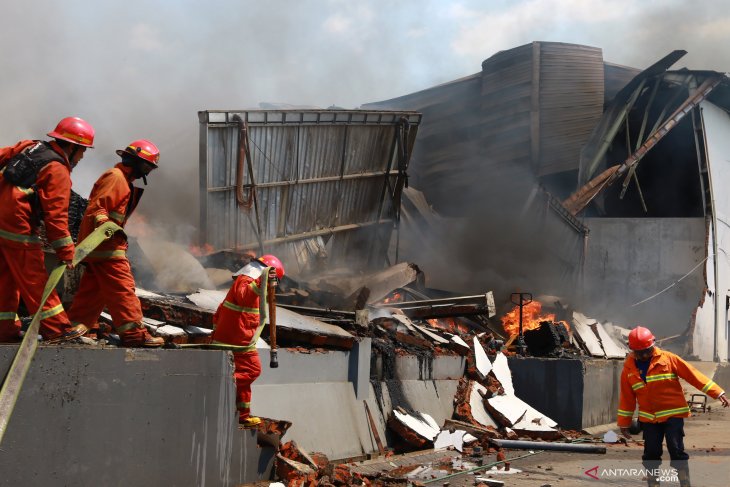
[0,140,77,341]
[617,347,725,427]
[66,163,147,343]
[211,273,264,421]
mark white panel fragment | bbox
[593,322,627,358]
[473,337,492,379]
[413,324,450,344]
[451,335,469,348]
[486,395,527,426]
[488,394,558,432]
[186,289,226,310]
[154,325,186,338]
[470,382,498,428]
[491,352,514,395]
[393,410,440,441]
[572,311,605,357]
[434,429,466,452]
[136,287,165,298]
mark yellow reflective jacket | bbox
[617,347,725,427]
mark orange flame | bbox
[383,291,404,304]
[427,317,470,335]
[189,243,215,256]
[501,301,569,337]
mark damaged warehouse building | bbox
[0,40,728,486]
[365,41,730,363]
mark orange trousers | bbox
[0,246,71,341]
[234,351,262,421]
[67,258,146,342]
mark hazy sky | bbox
[1,0,728,241]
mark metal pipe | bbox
[373,294,492,309]
[207,170,400,192]
[491,439,606,454]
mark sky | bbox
[1,0,729,244]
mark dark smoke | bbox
[2,0,728,252]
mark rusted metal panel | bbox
[199,110,420,277]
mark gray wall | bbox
[0,347,272,487]
[508,357,621,430]
[582,218,706,337]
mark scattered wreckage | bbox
[88,245,625,485]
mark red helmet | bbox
[257,254,285,279]
[116,139,160,166]
[47,116,95,148]
[628,326,655,351]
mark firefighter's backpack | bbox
[2,141,62,187]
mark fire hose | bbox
[0,221,122,444]
[177,266,279,370]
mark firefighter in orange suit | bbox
[66,140,164,347]
[618,326,728,487]
[0,117,94,343]
[211,254,285,426]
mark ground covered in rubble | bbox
[243,402,729,486]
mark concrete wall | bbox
[253,344,462,460]
[0,346,273,487]
[508,357,621,430]
[582,217,706,337]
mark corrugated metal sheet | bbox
[199,110,421,277]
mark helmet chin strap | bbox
[68,146,81,169]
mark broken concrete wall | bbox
[0,347,273,487]
[507,357,621,430]
[253,344,460,460]
[582,217,705,338]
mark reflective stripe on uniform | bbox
[638,410,655,420]
[94,214,109,224]
[88,250,126,259]
[645,373,678,383]
[638,406,691,421]
[617,409,634,417]
[116,321,143,333]
[0,227,41,244]
[39,303,64,320]
[702,380,717,393]
[250,281,261,295]
[51,235,73,249]
[109,211,125,223]
[222,300,259,314]
[237,401,250,409]
[631,382,645,391]
[0,311,19,321]
[655,406,691,418]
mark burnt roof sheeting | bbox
[480,42,604,177]
[199,110,421,276]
